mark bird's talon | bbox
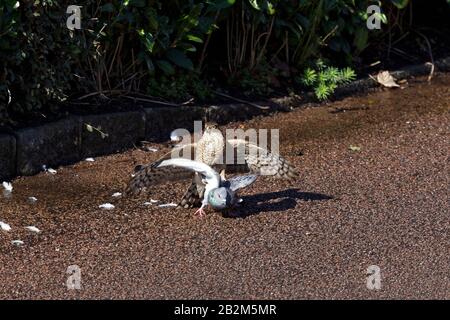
[194,208,206,217]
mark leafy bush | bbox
[147,73,212,102]
[0,0,417,124]
[0,1,78,123]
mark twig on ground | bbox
[211,90,270,110]
[414,30,435,82]
[77,90,125,100]
[122,95,182,107]
[181,98,195,105]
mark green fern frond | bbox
[315,82,331,100]
[301,68,317,86]
[322,67,340,83]
[338,67,356,84]
[300,63,356,101]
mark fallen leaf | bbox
[85,124,93,132]
[373,70,400,88]
[349,145,361,151]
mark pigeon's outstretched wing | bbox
[125,143,197,195]
[157,158,220,188]
[224,139,298,180]
[225,175,258,192]
[158,159,221,208]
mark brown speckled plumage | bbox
[125,122,298,207]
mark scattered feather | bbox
[85,158,95,162]
[138,141,159,152]
[144,199,159,206]
[28,196,38,203]
[2,181,13,192]
[112,192,122,198]
[42,165,57,174]
[99,203,115,210]
[158,203,178,208]
[11,240,24,246]
[0,221,12,231]
[25,226,41,233]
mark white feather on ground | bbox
[11,240,24,246]
[42,165,57,174]
[2,181,12,192]
[28,196,38,203]
[24,226,41,233]
[0,221,11,231]
[99,203,115,210]
[158,203,178,208]
[144,199,159,206]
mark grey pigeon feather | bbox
[225,175,258,192]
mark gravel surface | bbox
[0,75,449,299]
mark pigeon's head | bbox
[208,187,235,210]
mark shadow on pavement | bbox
[225,188,334,218]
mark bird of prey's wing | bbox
[125,143,197,195]
[179,174,205,208]
[225,175,258,192]
[178,139,298,207]
[224,139,298,179]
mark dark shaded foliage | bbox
[1,0,445,124]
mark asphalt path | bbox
[0,75,449,299]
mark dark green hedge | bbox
[0,0,413,124]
